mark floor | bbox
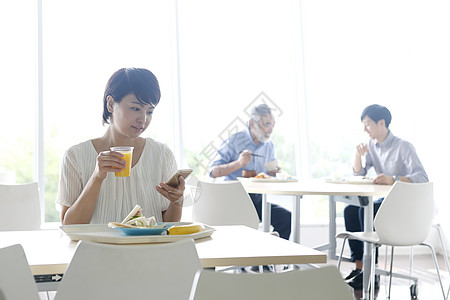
[229,249,450,300]
[39,291,56,300]
[326,251,450,300]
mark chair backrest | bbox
[189,266,354,300]
[0,171,15,184]
[55,238,202,300]
[0,182,41,231]
[0,244,40,300]
[191,180,259,229]
[374,181,434,246]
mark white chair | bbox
[54,238,202,300]
[191,180,259,229]
[190,180,282,273]
[0,182,41,231]
[0,244,40,300]
[336,181,446,299]
[0,170,15,183]
[189,265,354,300]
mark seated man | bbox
[209,104,291,241]
[344,104,428,290]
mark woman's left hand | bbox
[156,176,185,204]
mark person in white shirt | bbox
[344,104,428,290]
[57,68,185,225]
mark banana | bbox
[167,222,205,235]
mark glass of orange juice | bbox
[110,146,134,177]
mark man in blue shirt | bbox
[344,104,428,290]
[210,104,291,241]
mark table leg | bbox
[362,196,374,300]
[292,195,302,244]
[328,195,337,259]
[261,194,271,232]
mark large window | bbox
[0,1,37,185]
[300,0,450,222]
[178,0,304,179]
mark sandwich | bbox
[121,204,144,224]
[108,204,160,228]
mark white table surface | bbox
[0,225,326,276]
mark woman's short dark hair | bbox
[102,68,161,124]
[361,104,392,128]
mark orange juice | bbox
[110,147,134,177]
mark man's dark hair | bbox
[361,104,392,128]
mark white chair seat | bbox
[336,181,447,299]
[0,171,15,183]
[0,182,41,231]
[55,238,202,300]
[189,266,354,300]
[188,179,282,272]
[0,244,40,300]
[336,231,380,245]
[190,179,260,229]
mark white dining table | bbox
[0,224,326,292]
[239,177,392,300]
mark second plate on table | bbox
[237,177,298,183]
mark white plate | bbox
[237,177,298,183]
[60,222,215,244]
[110,223,172,236]
[325,176,374,185]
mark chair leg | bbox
[421,242,447,300]
[435,224,450,275]
[387,246,395,299]
[384,245,389,270]
[434,224,450,299]
[337,236,349,271]
[370,245,376,300]
[409,246,414,277]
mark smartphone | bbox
[165,169,193,188]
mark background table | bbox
[240,178,392,300]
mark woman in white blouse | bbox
[57,68,185,225]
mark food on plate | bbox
[254,172,272,179]
[108,204,164,229]
[108,205,207,235]
[167,222,205,235]
[120,204,157,226]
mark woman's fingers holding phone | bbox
[157,176,185,202]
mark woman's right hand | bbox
[95,150,126,180]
